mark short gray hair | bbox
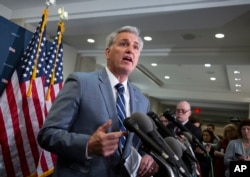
[105,26,144,51]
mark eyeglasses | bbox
[176,109,190,114]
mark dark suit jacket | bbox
[37,69,150,177]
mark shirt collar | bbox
[105,67,128,90]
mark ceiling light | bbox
[234,70,241,74]
[151,63,157,66]
[235,78,241,81]
[235,89,241,92]
[204,64,211,67]
[87,38,95,43]
[210,77,216,81]
[215,33,225,38]
[235,84,241,87]
[164,76,170,79]
[144,36,152,41]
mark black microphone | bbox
[181,135,198,162]
[163,110,207,153]
[164,137,184,158]
[165,137,199,176]
[147,111,174,137]
[130,112,191,177]
[165,137,197,163]
[123,117,169,160]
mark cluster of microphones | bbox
[123,110,207,177]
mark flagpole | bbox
[46,21,64,100]
[27,8,48,97]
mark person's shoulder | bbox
[67,71,100,81]
[227,139,241,147]
[70,71,98,77]
[230,139,240,144]
[186,121,199,130]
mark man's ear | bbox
[105,48,110,59]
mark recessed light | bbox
[234,70,241,74]
[164,76,170,79]
[235,89,241,92]
[210,77,216,81]
[144,36,152,41]
[235,84,242,87]
[235,78,241,81]
[151,63,157,66]
[87,38,95,43]
[204,64,211,67]
[215,33,225,39]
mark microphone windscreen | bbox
[165,137,183,158]
[182,132,192,141]
[130,112,154,132]
[123,118,138,131]
[163,110,176,122]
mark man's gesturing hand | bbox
[88,119,127,157]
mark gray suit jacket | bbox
[37,69,150,177]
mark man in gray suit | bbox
[37,26,159,177]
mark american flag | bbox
[0,10,48,177]
[36,22,64,177]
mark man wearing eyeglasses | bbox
[167,100,203,176]
[167,100,202,142]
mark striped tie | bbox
[115,83,127,149]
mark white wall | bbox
[62,44,77,80]
[0,4,11,19]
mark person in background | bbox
[167,101,203,177]
[189,115,202,130]
[202,129,217,148]
[37,26,159,177]
[213,123,238,177]
[224,119,250,177]
[167,101,202,147]
[196,129,215,177]
[159,114,169,126]
[207,124,221,142]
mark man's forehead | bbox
[117,32,138,40]
[177,104,189,109]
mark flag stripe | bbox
[22,81,41,167]
[7,79,31,175]
[0,108,15,177]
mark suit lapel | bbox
[128,82,139,114]
[98,69,119,130]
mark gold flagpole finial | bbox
[46,0,56,8]
[58,7,69,21]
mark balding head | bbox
[175,101,191,123]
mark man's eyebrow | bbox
[120,38,139,44]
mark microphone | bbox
[182,132,207,153]
[181,135,198,162]
[165,137,197,162]
[129,112,191,177]
[123,117,169,160]
[164,137,184,158]
[147,111,174,137]
[163,110,207,153]
[165,137,200,176]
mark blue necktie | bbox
[115,83,127,149]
